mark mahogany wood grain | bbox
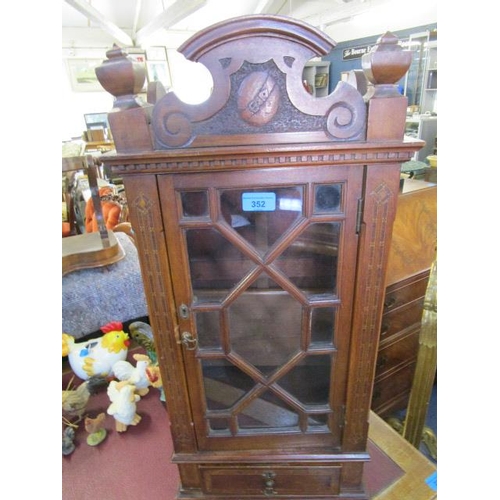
[372,179,437,418]
[373,272,431,417]
[385,180,437,287]
[97,15,421,499]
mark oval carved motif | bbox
[237,71,280,126]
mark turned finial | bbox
[95,44,146,110]
[361,32,412,98]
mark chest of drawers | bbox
[372,272,430,416]
[372,180,437,417]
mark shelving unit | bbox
[403,31,437,163]
[420,41,437,114]
[302,60,330,97]
[403,31,437,114]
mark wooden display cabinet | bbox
[98,16,421,500]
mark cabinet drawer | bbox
[375,330,419,378]
[380,297,424,341]
[383,275,428,313]
[372,362,416,411]
[200,465,341,496]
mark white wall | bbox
[323,0,437,43]
[62,49,214,141]
[61,0,437,141]
[62,48,114,141]
[62,69,114,141]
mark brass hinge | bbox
[355,198,364,234]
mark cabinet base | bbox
[174,462,368,499]
[177,491,368,500]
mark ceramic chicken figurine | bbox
[145,364,165,402]
[62,426,76,456]
[107,380,142,432]
[62,321,130,380]
[128,322,165,400]
[62,375,108,427]
[85,412,107,446]
[129,321,157,363]
[112,353,152,396]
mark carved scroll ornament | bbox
[151,15,367,148]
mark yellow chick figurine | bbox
[62,321,130,380]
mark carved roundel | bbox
[237,71,280,126]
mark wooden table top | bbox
[369,411,437,499]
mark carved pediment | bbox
[97,16,413,154]
[151,15,367,149]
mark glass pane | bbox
[314,184,342,214]
[228,287,302,376]
[209,418,229,432]
[275,222,340,297]
[181,190,209,217]
[311,307,336,345]
[238,391,300,429]
[202,359,256,410]
[220,186,303,254]
[276,355,332,406]
[195,311,221,349]
[307,414,329,428]
[186,228,256,303]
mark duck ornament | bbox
[62,321,130,380]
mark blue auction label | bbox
[425,471,437,491]
[242,192,276,211]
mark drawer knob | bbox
[377,355,388,369]
[380,322,390,336]
[262,471,277,496]
[384,296,396,309]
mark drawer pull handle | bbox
[380,322,390,336]
[377,355,388,369]
[262,472,277,496]
[384,296,396,309]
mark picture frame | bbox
[127,51,147,65]
[127,51,148,92]
[146,60,172,89]
[146,46,168,61]
[66,58,104,92]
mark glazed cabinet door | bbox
[158,165,362,452]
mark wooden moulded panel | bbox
[379,298,425,342]
[200,466,341,496]
[383,274,429,313]
[372,362,417,415]
[376,329,420,378]
[385,181,437,287]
